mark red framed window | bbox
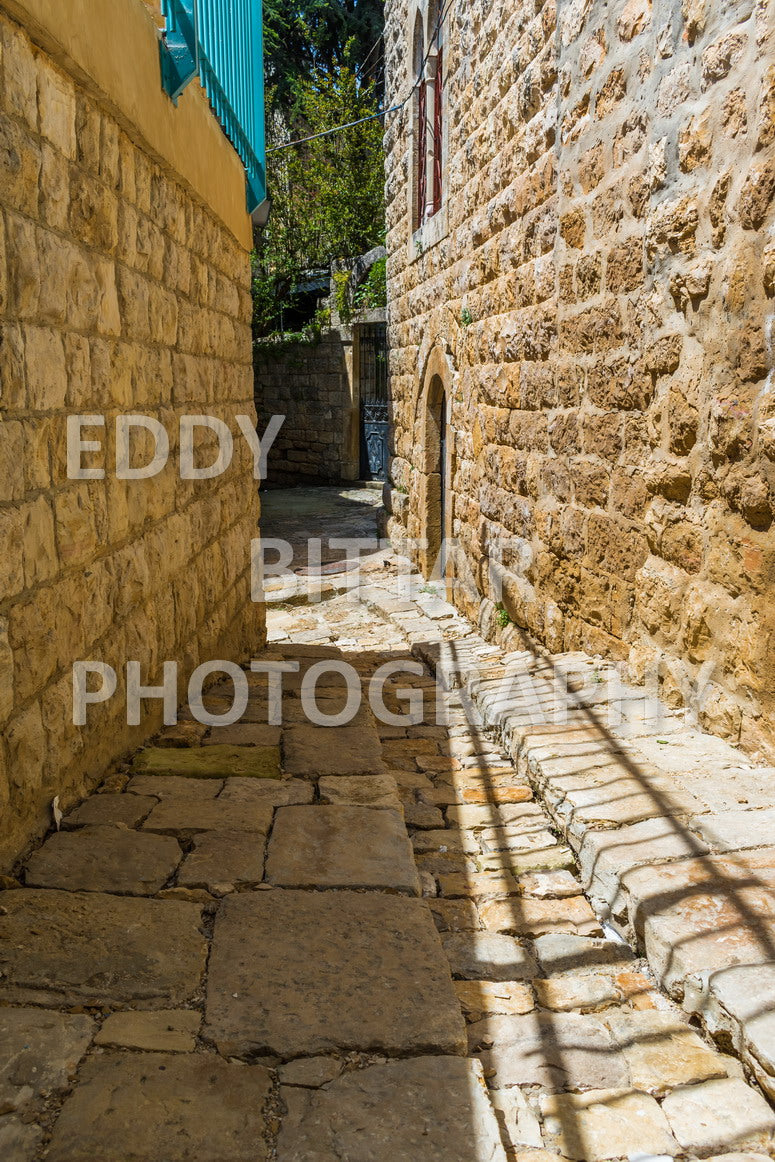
[417,75,428,226]
[432,46,443,215]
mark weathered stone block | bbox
[0,1007,93,1114]
[276,1058,507,1161]
[205,890,466,1057]
[46,1053,272,1162]
[142,797,274,837]
[178,829,266,888]
[0,890,206,1005]
[133,745,280,779]
[24,824,181,894]
[266,805,420,893]
[95,1009,200,1052]
[661,1078,775,1154]
[473,1012,629,1090]
[540,1089,677,1159]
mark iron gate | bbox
[358,323,389,481]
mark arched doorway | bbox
[419,372,449,580]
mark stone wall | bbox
[255,329,358,484]
[0,4,263,866]
[383,0,775,756]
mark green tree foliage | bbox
[253,21,386,339]
[263,0,384,111]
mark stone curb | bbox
[356,578,775,1106]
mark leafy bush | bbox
[353,255,387,309]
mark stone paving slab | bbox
[661,1077,775,1154]
[479,894,602,938]
[219,776,314,805]
[540,1088,678,1160]
[479,825,561,855]
[318,773,402,809]
[279,1056,343,1087]
[578,815,709,902]
[0,890,206,1006]
[127,774,223,798]
[603,1009,729,1094]
[283,724,387,776]
[63,793,158,828]
[95,1010,201,1052]
[437,869,521,899]
[156,722,209,746]
[204,890,466,1058]
[618,850,775,994]
[472,1012,630,1091]
[142,798,275,837]
[483,847,578,877]
[275,1057,507,1161]
[412,826,559,856]
[533,973,623,1013]
[204,723,282,747]
[24,825,181,894]
[133,745,281,779]
[555,772,704,829]
[0,1118,42,1162]
[0,1008,93,1114]
[404,800,445,827]
[265,805,420,893]
[445,803,545,829]
[532,933,634,976]
[429,897,482,931]
[454,980,535,1016]
[689,806,775,853]
[521,869,584,898]
[278,698,375,726]
[441,931,539,980]
[178,829,267,889]
[706,964,775,1099]
[181,697,280,724]
[46,1052,273,1162]
[454,781,534,804]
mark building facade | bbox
[0,0,264,864]
[383,0,775,756]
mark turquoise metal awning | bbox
[159,0,267,220]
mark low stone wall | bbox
[383,0,775,759]
[255,329,357,484]
[0,4,263,866]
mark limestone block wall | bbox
[255,329,358,484]
[0,4,263,866]
[383,0,775,756]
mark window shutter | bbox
[418,77,428,226]
[432,46,443,214]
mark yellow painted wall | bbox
[0,0,252,248]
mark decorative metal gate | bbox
[359,323,389,481]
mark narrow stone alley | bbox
[2,491,775,1159]
[5,0,775,1153]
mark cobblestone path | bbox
[2,583,775,1160]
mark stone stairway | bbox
[352,567,775,1109]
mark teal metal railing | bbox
[159,0,266,217]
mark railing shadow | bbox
[257,573,775,1154]
[405,628,775,1153]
